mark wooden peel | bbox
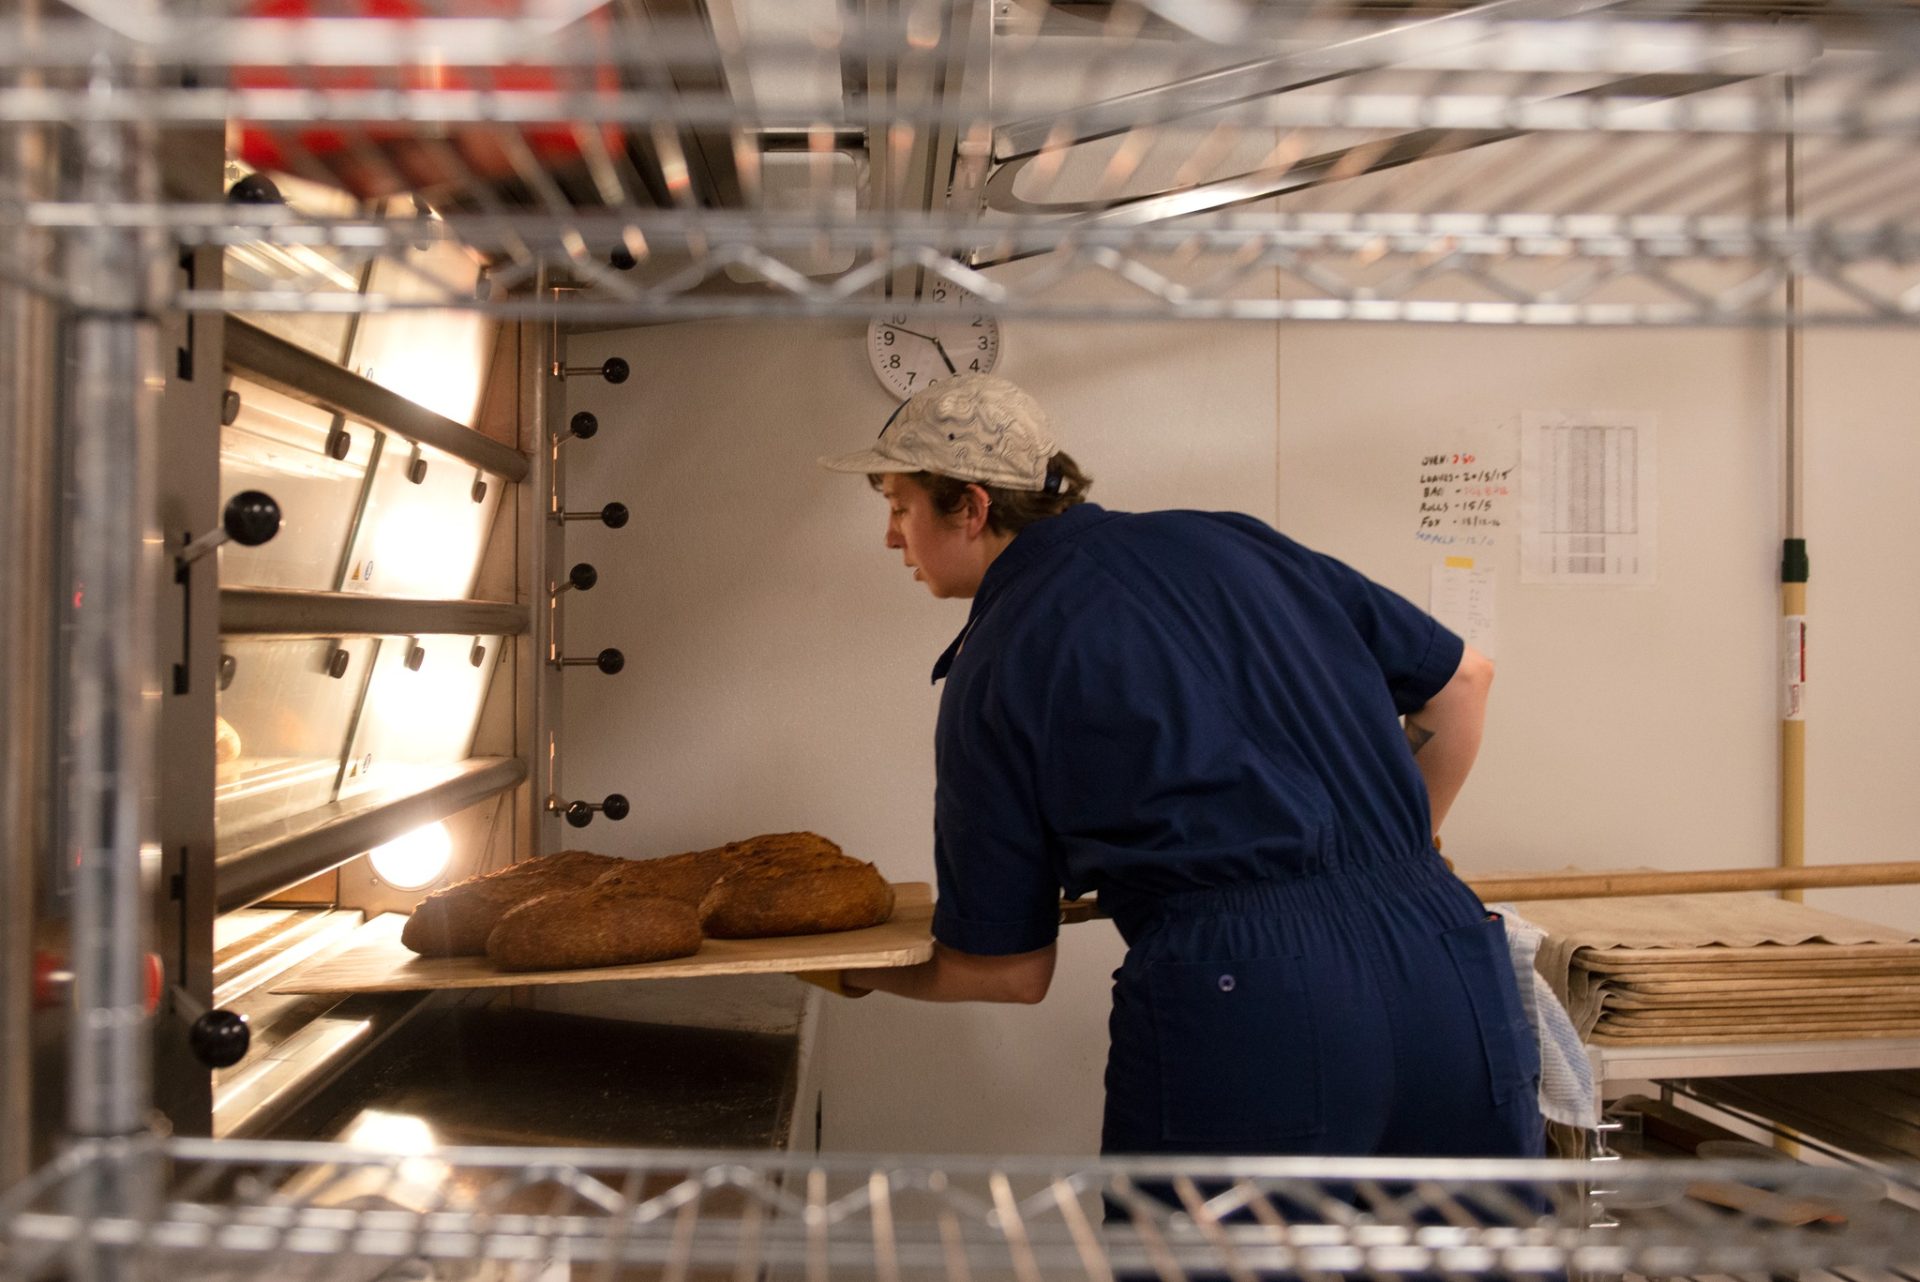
[1057,861,1920,922]
[274,882,936,995]
[1462,861,1920,902]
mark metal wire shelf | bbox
[3,1,1920,323]
[4,1136,1918,1282]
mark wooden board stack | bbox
[1505,891,1920,1045]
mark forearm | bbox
[844,941,1056,1004]
[1404,644,1493,835]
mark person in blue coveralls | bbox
[812,373,1542,1164]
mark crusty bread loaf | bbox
[698,832,894,938]
[590,845,734,905]
[485,881,702,971]
[213,714,243,766]
[400,850,624,957]
[402,833,893,962]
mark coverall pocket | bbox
[1147,954,1323,1145]
[1440,916,1540,1107]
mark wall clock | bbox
[866,283,1002,398]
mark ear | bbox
[961,484,993,536]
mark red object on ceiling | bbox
[235,0,625,205]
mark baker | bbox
[815,373,1542,1162]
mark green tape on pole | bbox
[1781,538,1809,584]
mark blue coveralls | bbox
[929,503,1542,1159]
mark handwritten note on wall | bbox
[1417,451,1514,549]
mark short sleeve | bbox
[930,665,1062,956]
[1310,551,1464,715]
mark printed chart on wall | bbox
[1519,410,1658,586]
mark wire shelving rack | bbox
[6,1136,1919,1282]
[9,4,1920,1279]
[3,0,1920,324]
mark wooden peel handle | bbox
[1462,860,1920,902]
[1057,860,1920,921]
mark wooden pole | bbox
[1057,861,1920,923]
[1780,100,1809,906]
[1462,859,1920,903]
[1781,576,1808,902]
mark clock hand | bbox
[880,323,960,374]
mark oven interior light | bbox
[368,820,454,890]
[343,1108,439,1156]
[336,1109,449,1205]
[371,499,476,596]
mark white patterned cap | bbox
[818,374,1062,492]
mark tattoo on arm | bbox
[1404,717,1436,756]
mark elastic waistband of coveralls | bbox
[1102,850,1465,948]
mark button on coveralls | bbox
[929,504,1542,1157]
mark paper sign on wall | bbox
[1519,410,1658,586]
[1430,558,1497,658]
[1416,449,1513,550]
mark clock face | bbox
[866,287,1002,398]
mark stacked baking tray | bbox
[1513,892,1920,1045]
[1685,1070,1920,1162]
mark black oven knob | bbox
[558,501,630,529]
[562,792,630,828]
[189,1009,251,1068]
[176,490,282,578]
[558,358,629,385]
[553,562,598,597]
[557,647,625,675]
[224,490,282,547]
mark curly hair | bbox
[869,452,1092,536]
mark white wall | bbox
[560,303,1919,1157]
[1276,325,1785,874]
[1799,330,1920,926]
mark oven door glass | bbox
[214,637,376,837]
[347,227,495,428]
[340,431,505,600]
[338,633,508,802]
[219,379,376,591]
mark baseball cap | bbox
[817,374,1062,492]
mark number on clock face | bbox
[865,288,1002,398]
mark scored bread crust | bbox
[490,851,624,881]
[699,835,894,938]
[713,831,843,863]
[485,881,702,971]
[400,850,623,956]
[590,845,733,904]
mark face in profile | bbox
[880,474,986,599]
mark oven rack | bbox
[4,2,1920,325]
[3,1137,1917,1282]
